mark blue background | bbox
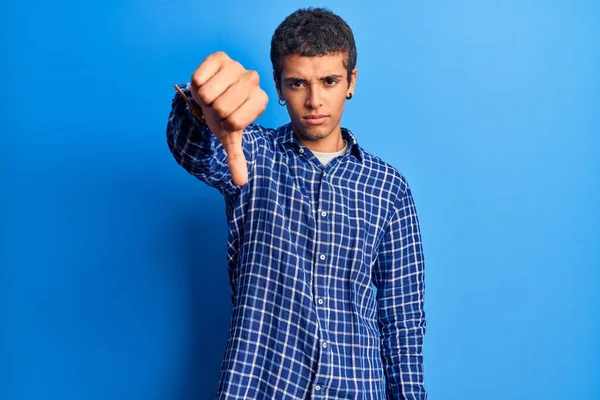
[2,1,598,399]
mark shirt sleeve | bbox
[372,182,427,400]
[165,82,267,198]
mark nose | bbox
[306,85,323,109]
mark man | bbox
[166,7,426,399]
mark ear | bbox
[348,67,358,96]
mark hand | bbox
[190,51,268,186]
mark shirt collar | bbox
[276,122,364,162]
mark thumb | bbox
[221,132,249,186]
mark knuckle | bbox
[228,152,240,161]
[202,52,216,65]
[251,88,268,110]
[260,89,269,106]
[211,100,229,120]
[212,51,228,61]
[203,51,228,69]
[227,115,245,131]
[231,60,245,73]
[247,70,260,84]
[191,70,202,87]
[197,85,213,104]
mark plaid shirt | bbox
[166,83,427,399]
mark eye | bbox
[324,77,339,86]
[289,80,304,89]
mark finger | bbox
[191,52,229,94]
[225,143,248,186]
[220,131,248,186]
[211,71,258,120]
[220,88,268,186]
[197,61,246,106]
[220,87,268,133]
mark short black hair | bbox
[270,7,357,87]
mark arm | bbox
[166,51,269,197]
[166,82,260,197]
[372,182,427,399]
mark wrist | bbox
[174,84,207,125]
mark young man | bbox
[166,8,426,399]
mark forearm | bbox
[166,83,247,196]
[374,184,427,399]
[380,289,426,399]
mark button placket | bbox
[311,164,333,394]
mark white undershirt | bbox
[311,140,348,166]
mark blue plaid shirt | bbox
[166,83,427,399]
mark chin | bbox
[294,122,334,141]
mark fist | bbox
[191,51,268,186]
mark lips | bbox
[303,115,329,125]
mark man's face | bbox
[276,53,357,147]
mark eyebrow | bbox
[283,74,344,83]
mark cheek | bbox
[285,95,305,113]
[330,95,347,113]
[327,87,348,106]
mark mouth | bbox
[302,114,329,125]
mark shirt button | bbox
[299,148,305,154]
[322,341,328,348]
[319,254,326,261]
[320,211,327,217]
[315,385,321,391]
[317,298,324,305]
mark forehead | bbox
[281,53,347,77]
